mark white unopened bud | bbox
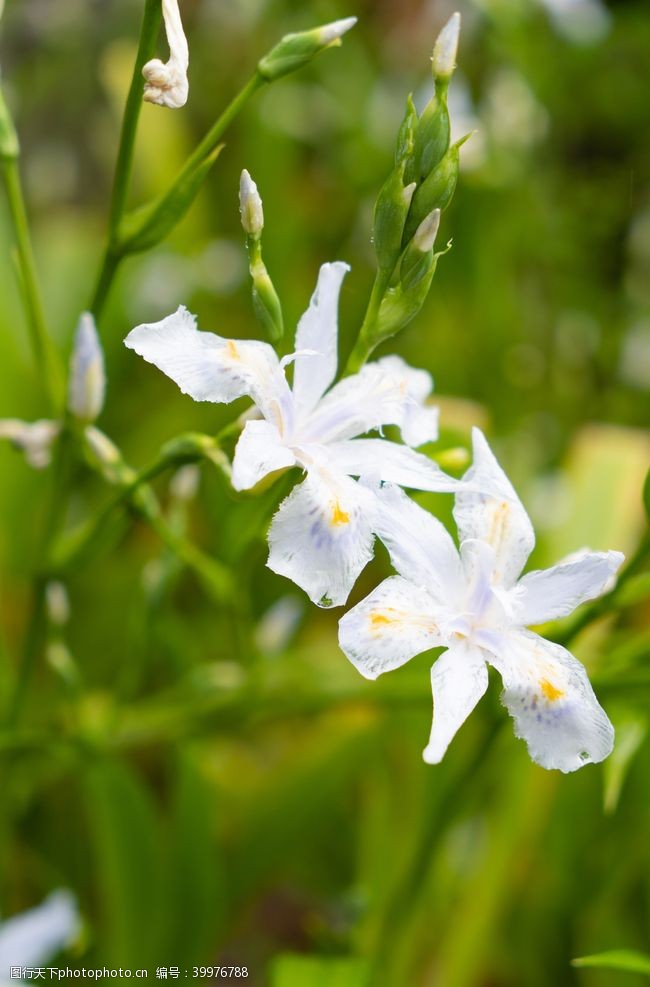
[143,0,189,109]
[402,181,417,208]
[68,312,105,423]
[317,16,358,45]
[432,12,461,81]
[239,170,264,237]
[83,425,122,467]
[46,581,70,627]
[170,463,200,502]
[413,208,441,253]
[0,418,60,468]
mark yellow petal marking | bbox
[540,678,564,702]
[488,500,510,553]
[330,500,350,526]
[226,340,240,360]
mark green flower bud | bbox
[373,163,416,273]
[400,209,440,287]
[412,81,450,181]
[403,135,469,244]
[257,17,357,82]
[0,87,19,161]
[250,253,284,344]
[374,256,437,342]
[395,94,418,169]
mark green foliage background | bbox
[0,1,649,984]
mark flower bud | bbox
[68,312,106,423]
[143,0,189,109]
[432,12,461,81]
[0,419,59,468]
[82,425,135,486]
[250,255,284,344]
[257,17,357,82]
[170,463,200,502]
[46,581,70,627]
[403,136,468,244]
[239,169,264,238]
[373,163,416,273]
[412,208,441,254]
[395,94,418,169]
[0,87,19,162]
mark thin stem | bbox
[345,269,390,374]
[90,71,265,319]
[89,0,162,316]
[1,159,62,409]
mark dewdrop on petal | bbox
[143,0,189,109]
[432,12,461,81]
[239,169,264,238]
[68,312,105,423]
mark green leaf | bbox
[84,758,164,968]
[116,145,223,255]
[603,716,647,814]
[571,950,650,975]
[270,954,370,987]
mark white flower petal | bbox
[371,484,463,601]
[125,306,293,427]
[0,419,60,469]
[0,890,79,974]
[487,629,614,772]
[376,355,439,446]
[328,438,461,493]
[267,468,375,607]
[291,262,349,416]
[516,550,624,625]
[453,427,535,587]
[68,312,105,422]
[305,357,438,447]
[142,0,189,109]
[423,642,489,764]
[231,419,296,491]
[338,575,445,680]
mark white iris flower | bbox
[125,261,460,607]
[339,428,623,771]
[0,890,79,985]
[142,0,189,109]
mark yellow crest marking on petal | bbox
[540,678,564,702]
[368,608,438,637]
[226,340,240,360]
[330,500,350,526]
[488,500,510,553]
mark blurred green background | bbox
[0,0,649,984]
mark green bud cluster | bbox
[352,12,464,366]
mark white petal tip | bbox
[413,208,441,253]
[319,16,358,44]
[422,744,443,765]
[239,169,264,235]
[433,12,461,80]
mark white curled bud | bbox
[413,208,441,253]
[143,0,189,109]
[239,169,264,237]
[46,581,70,627]
[432,12,461,81]
[317,17,358,45]
[68,312,106,423]
[0,419,60,468]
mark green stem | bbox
[1,159,63,409]
[89,0,162,317]
[5,428,74,727]
[90,70,265,318]
[345,269,390,374]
